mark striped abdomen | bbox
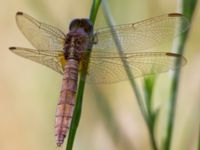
[55,59,78,147]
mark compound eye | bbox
[83,26,89,33]
[69,19,80,31]
[82,20,93,33]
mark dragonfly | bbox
[9,12,189,146]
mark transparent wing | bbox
[86,51,186,83]
[93,13,189,52]
[9,47,65,74]
[16,12,65,51]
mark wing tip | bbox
[168,13,183,17]
[9,47,17,51]
[166,52,181,57]
[16,11,23,16]
[166,52,187,65]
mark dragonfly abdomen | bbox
[55,59,78,147]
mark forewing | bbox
[93,13,189,52]
[86,51,186,83]
[9,47,65,74]
[16,12,65,51]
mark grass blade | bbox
[66,0,102,150]
[162,0,198,150]
[101,1,158,149]
[198,125,200,150]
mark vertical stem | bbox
[66,0,101,150]
[163,0,197,149]
[101,0,148,126]
[89,0,102,24]
[101,1,158,150]
[198,125,200,150]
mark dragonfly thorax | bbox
[63,32,89,61]
[63,19,94,61]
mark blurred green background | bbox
[0,0,199,150]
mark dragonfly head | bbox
[69,18,93,35]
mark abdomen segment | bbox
[55,59,78,147]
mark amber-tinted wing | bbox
[16,12,65,51]
[93,13,189,52]
[85,13,189,83]
[9,47,65,74]
[86,52,186,83]
[11,12,189,84]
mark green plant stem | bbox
[101,1,158,150]
[198,125,200,150]
[144,77,158,150]
[101,0,148,127]
[144,77,156,116]
[89,0,102,23]
[66,1,101,150]
[163,1,197,150]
